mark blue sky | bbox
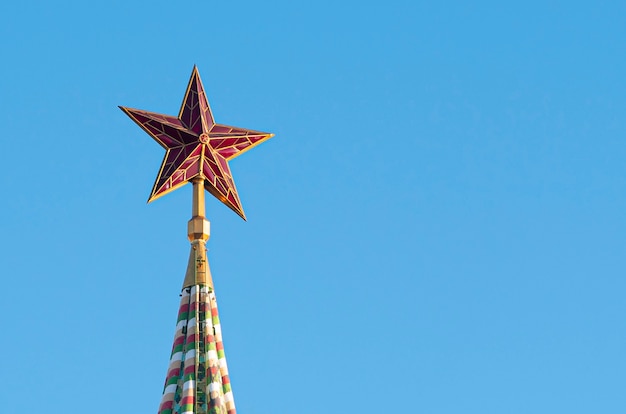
[1,1,626,412]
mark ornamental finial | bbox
[119,66,274,220]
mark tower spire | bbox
[120,66,273,414]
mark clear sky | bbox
[1,1,626,413]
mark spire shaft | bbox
[192,177,206,218]
[183,178,213,289]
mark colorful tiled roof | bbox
[158,284,235,414]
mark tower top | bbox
[119,68,271,413]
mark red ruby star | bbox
[120,66,273,220]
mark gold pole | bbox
[182,178,213,289]
[191,176,205,218]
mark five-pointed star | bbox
[119,66,273,220]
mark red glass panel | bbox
[212,138,239,148]
[171,170,185,184]
[180,102,193,128]
[201,109,214,129]
[186,162,199,177]
[215,177,227,195]
[161,149,184,178]
[210,125,231,134]
[131,112,149,124]
[189,145,202,157]
[227,127,251,135]
[217,156,229,173]
[187,88,198,108]
[217,147,238,158]
[208,159,221,177]
[202,162,215,182]
[249,134,266,143]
